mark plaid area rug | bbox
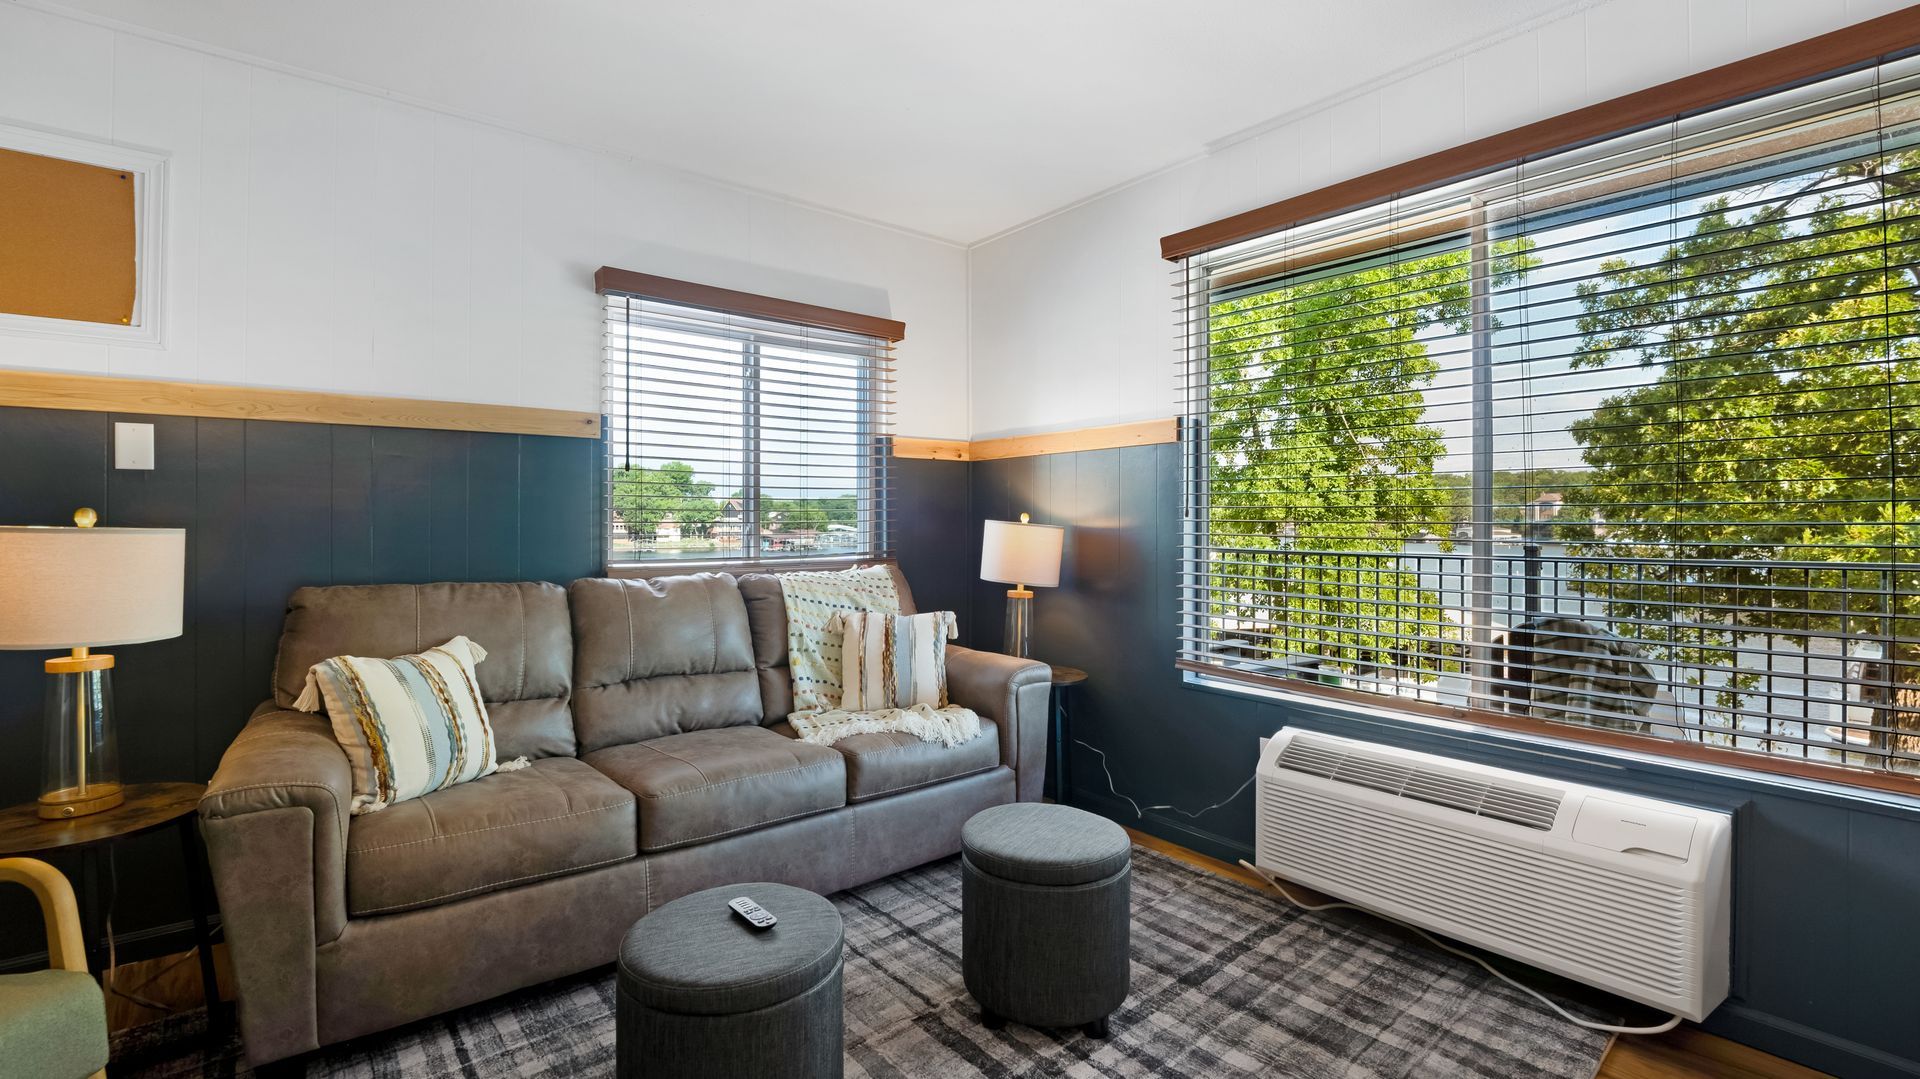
[112,848,1615,1078]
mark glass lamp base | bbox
[1003,590,1034,659]
[40,654,124,820]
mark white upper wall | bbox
[5,1,1905,444]
[966,0,1906,440]
[31,0,1588,246]
[0,2,971,439]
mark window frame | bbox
[596,268,901,574]
[1168,20,1920,797]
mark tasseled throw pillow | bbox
[833,610,961,711]
[292,636,522,814]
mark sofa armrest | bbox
[946,646,1052,802]
[198,702,352,1064]
[201,702,353,941]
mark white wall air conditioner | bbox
[1255,727,1732,1022]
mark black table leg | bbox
[1061,691,1073,804]
[177,817,226,1037]
[78,846,105,978]
[1052,689,1072,806]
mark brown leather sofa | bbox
[198,567,1050,1066]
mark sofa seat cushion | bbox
[345,756,636,916]
[773,720,1001,803]
[584,726,846,852]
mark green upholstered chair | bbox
[0,858,109,1079]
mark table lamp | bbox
[0,509,185,819]
[979,513,1063,659]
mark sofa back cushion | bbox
[569,574,762,752]
[737,563,916,723]
[273,582,576,760]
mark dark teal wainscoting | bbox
[889,455,976,631]
[965,440,1920,1079]
[0,405,603,968]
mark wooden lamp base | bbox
[38,783,125,820]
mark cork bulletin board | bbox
[0,146,137,325]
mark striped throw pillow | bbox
[833,611,960,711]
[292,636,505,814]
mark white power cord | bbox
[1074,739,1255,820]
[1234,859,1683,1037]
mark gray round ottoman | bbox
[616,882,844,1078]
[961,802,1132,1038]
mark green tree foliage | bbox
[1563,152,1920,753]
[1206,247,1474,677]
[1433,468,1595,530]
[763,497,855,531]
[610,461,717,545]
[770,502,829,531]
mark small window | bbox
[0,121,166,347]
[598,269,900,568]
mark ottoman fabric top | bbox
[962,803,1131,887]
[618,882,842,1016]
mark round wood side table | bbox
[0,782,223,1031]
[1047,665,1088,804]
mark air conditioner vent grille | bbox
[1276,734,1562,830]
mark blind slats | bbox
[604,293,894,566]
[1178,56,1920,777]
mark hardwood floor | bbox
[105,834,1826,1078]
[101,941,232,1035]
[1599,1027,1831,1079]
[1126,828,1830,1079]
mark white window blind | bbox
[602,289,894,566]
[1178,57,1920,775]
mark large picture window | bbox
[598,270,899,568]
[1179,59,1920,778]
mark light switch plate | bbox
[114,422,155,470]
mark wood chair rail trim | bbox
[0,369,601,438]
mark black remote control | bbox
[728,896,777,929]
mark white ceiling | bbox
[46,0,1586,245]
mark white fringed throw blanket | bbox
[781,566,982,747]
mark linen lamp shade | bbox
[980,517,1064,590]
[0,525,185,649]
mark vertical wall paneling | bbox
[191,419,249,778]
[369,427,439,584]
[240,421,334,708]
[467,432,525,580]
[518,434,597,584]
[328,425,376,583]
[0,406,600,967]
[889,457,974,638]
